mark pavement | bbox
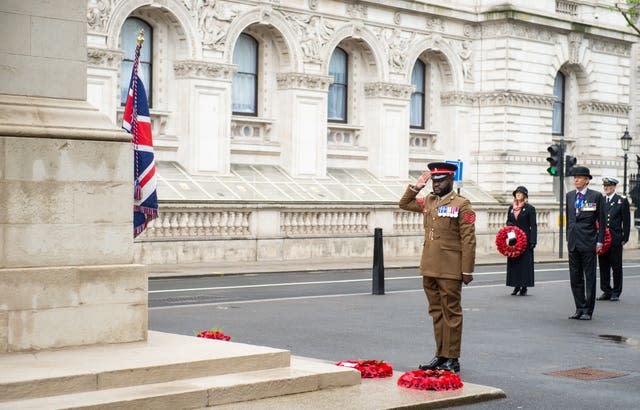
[147,248,640,278]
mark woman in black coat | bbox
[506,186,537,295]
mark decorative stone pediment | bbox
[173,60,237,80]
[578,100,631,117]
[87,47,124,69]
[276,73,333,90]
[364,82,413,100]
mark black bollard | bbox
[372,227,385,295]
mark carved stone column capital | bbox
[364,82,414,100]
[173,60,237,80]
[276,73,333,90]
[87,47,124,69]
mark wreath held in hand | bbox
[595,221,612,256]
[495,226,528,258]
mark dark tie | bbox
[606,197,610,204]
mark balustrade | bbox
[280,210,369,235]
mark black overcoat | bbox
[505,203,537,287]
[565,189,606,252]
[604,193,631,246]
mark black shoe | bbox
[511,287,520,296]
[610,295,620,301]
[519,287,527,296]
[418,356,446,370]
[436,358,460,373]
[597,294,611,301]
[578,313,592,320]
[569,312,582,319]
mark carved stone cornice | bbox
[364,82,414,100]
[477,91,556,108]
[276,73,333,90]
[578,100,631,117]
[441,92,476,106]
[480,21,555,43]
[87,47,123,69]
[173,60,236,80]
[590,38,631,57]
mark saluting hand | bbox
[415,171,431,190]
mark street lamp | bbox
[621,129,632,195]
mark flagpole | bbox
[132,29,144,200]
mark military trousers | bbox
[422,276,463,359]
[569,249,597,315]
[598,245,623,297]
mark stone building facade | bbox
[84,0,638,264]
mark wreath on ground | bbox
[195,327,231,341]
[595,221,612,256]
[336,360,393,378]
[495,226,528,258]
[397,369,463,391]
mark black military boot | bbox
[436,358,460,373]
[418,356,446,370]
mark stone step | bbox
[214,371,506,409]
[0,357,361,410]
[0,331,290,402]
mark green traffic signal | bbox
[546,144,562,177]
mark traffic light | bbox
[565,155,577,177]
[546,144,562,176]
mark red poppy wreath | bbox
[195,328,231,341]
[397,369,463,391]
[336,360,393,378]
[495,226,528,258]
[595,221,612,256]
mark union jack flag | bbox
[122,31,158,238]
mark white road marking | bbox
[148,275,640,311]
[149,264,640,294]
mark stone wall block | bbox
[78,265,147,305]
[4,223,133,268]
[0,267,79,311]
[3,138,130,183]
[0,11,30,54]
[31,17,85,61]
[0,53,86,100]
[0,310,7,353]
[0,0,86,22]
[7,303,147,352]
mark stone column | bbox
[173,60,236,174]
[364,82,413,179]
[0,1,146,352]
[276,73,333,178]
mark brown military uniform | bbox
[399,185,477,358]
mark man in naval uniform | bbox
[399,162,476,373]
[565,166,606,320]
[597,177,630,302]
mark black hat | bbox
[512,186,528,197]
[602,177,619,186]
[571,166,592,179]
[427,162,457,181]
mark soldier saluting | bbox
[399,162,476,373]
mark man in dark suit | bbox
[565,166,606,320]
[597,177,630,302]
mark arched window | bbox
[410,60,426,128]
[552,72,565,135]
[232,34,258,115]
[119,17,152,106]
[328,47,348,122]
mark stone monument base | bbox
[0,331,505,409]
